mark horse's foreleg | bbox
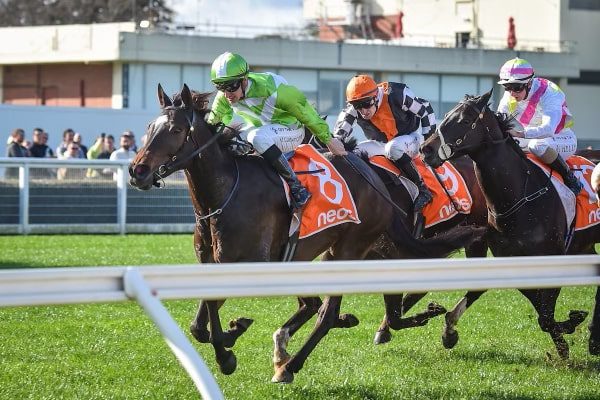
[374,294,403,345]
[190,299,224,343]
[272,296,342,384]
[442,290,485,349]
[206,300,238,375]
[273,297,322,370]
[520,288,572,359]
[590,286,600,356]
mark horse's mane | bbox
[461,94,527,161]
[491,108,528,160]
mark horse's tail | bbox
[386,213,487,258]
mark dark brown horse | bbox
[129,84,480,383]
[305,133,490,345]
[420,88,600,358]
[365,154,489,345]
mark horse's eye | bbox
[172,127,183,134]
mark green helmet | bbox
[210,52,249,84]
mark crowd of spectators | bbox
[4,127,140,181]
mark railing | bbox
[0,158,195,234]
[1,255,600,399]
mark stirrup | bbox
[291,187,311,209]
[414,190,433,211]
[567,179,583,196]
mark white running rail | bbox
[1,255,600,399]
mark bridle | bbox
[152,105,238,220]
[155,107,225,180]
[435,97,550,222]
[435,99,509,161]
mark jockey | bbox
[497,57,583,195]
[334,74,436,212]
[207,52,346,209]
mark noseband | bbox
[155,108,224,179]
[435,99,508,161]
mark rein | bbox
[439,98,552,222]
[436,100,510,161]
[194,158,240,221]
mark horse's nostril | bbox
[422,146,431,156]
[132,164,149,178]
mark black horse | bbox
[305,133,490,345]
[129,84,480,383]
[420,88,600,358]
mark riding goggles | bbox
[215,79,243,93]
[350,96,377,110]
[502,83,527,93]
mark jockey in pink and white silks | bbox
[497,57,582,194]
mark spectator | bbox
[5,128,29,179]
[29,128,55,158]
[29,128,56,179]
[57,142,84,180]
[86,132,105,178]
[56,128,75,158]
[123,130,137,152]
[109,133,137,180]
[73,133,88,158]
[98,135,116,178]
[98,135,115,159]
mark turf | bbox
[0,235,599,399]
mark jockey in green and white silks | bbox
[497,57,582,195]
[207,52,347,209]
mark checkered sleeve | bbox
[402,86,437,135]
[333,103,358,140]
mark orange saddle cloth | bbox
[527,154,600,231]
[369,156,473,228]
[288,144,360,239]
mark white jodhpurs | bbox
[245,124,305,154]
[527,128,577,159]
[354,127,424,161]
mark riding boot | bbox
[549,155,583,195]
[263,145,311,209]
[395,154,433,212]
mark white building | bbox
[1,0,599,155]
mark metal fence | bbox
[0,158,195,234]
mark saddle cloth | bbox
[527,154,600,231]
[285,144,360,239]
[369,156,473,228]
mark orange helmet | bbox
[346,75,378,102]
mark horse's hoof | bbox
[190,324,210,343]
[556,344,569,360]
[589,338,600,356]
[338,313,359,328]
[568,310,588,330]
[273,355,291,372]
[428,302,447,317]
[442,329,459,349]
[229,317,254,332]
[271,366,294,384]
[218,350,237,375]
[373,329,392,345]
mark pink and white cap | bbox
[498,57,535,84]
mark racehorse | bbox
[129,84,480,383]
[305,133,490,345]
[420,88,600,358]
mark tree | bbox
[0,0,173,27]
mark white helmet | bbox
[498,57,534,85]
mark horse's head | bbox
[129,83,208,190]
[421,89,494,168]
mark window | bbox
[317,71,353,116]
[569,0,600,10]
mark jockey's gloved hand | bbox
[326,137,347,156]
